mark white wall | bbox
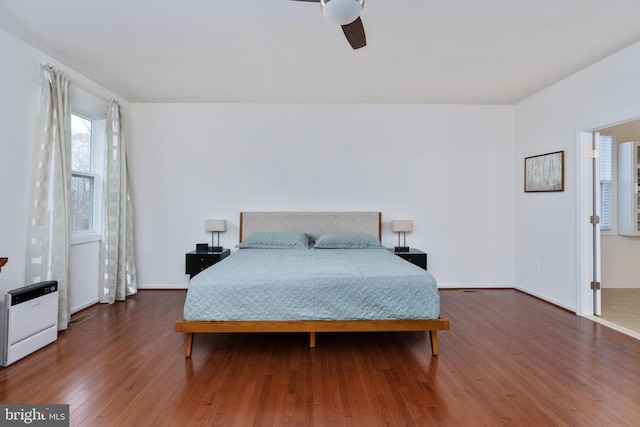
[0,28,40,292]
[0,28,127,312]
[515,40,640,312]
[5,19,640,315]
[0,24,517,307]
[68,242,100,311]
[129,103,515,288]
[5,22,640,315]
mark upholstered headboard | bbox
[239,211,382,242]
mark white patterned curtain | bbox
[26,65,71,330]
[100,101,137,303]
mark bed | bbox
[175,211,449,357]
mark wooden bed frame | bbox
[175,211,450,356]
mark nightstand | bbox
[185,249,230,278]
[389,248,427,270]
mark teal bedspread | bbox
[183,248,440,321]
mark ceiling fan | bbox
[291,0,366,49]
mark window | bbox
[599,134,614,232]
[70,114,95,232]
[70,111,105,242]
[69,86,107,244]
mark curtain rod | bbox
[38,60,54,76]
[39,60,123,105]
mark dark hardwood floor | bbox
[1,289,639,426]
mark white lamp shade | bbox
[205,220,227,232]
[391,220,413,233]
[322,0,363,25]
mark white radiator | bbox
[0,281,58,367]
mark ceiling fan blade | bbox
[341,16,366,49]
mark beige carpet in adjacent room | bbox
[600,288,640,336]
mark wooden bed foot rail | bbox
[176,316,450,358]
[182,330,437,358]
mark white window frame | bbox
[69,87,107,245]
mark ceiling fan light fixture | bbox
[321,0,364,26]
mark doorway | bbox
[580,118,640,338]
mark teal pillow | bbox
[237,232,310,249]
[313,233,382,249]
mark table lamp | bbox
[391,220,413,252]
[205,220,226,252]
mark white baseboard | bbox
[71,299,99,314]
[437,283,575,312]
[514,285,576,312]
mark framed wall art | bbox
[524,150,564,192]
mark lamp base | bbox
[209,246,223,252]
[394,246,410,252]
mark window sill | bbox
[70,233,101,246]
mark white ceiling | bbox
[2,0,640,104]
